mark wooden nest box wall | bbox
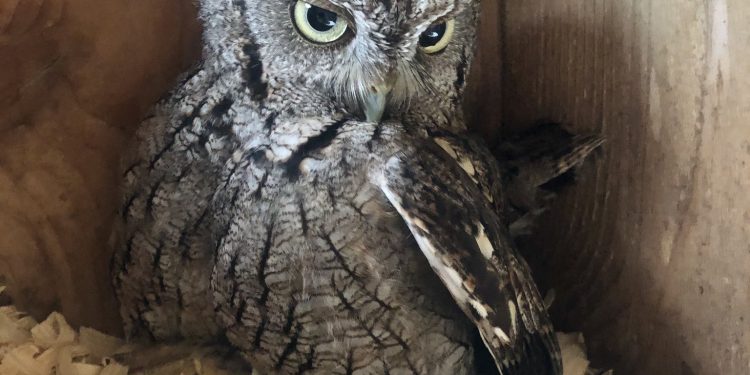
[1,1,748,374]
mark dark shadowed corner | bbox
[469,1,750,374]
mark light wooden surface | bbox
[484,0,750,374]
[0,0,200,333]
[1,0,749,374]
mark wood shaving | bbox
[0,288,243,374]
[558,332,614,375]
[559,332,591,375]
[0,287,605,374]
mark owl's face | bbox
[228,0,479,124]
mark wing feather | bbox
[373,141,562,375]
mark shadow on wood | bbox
[494,1,750,374]
[1,0,749,374]
[0,0,201,334]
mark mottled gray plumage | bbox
[112,1,565,374]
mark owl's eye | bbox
[418,19,455,54]
[292,1,349,44]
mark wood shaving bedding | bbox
[0,304,242,374]
[0,287,605,374]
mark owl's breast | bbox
[206,120,479,374]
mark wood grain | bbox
[489,0,750,374]
[0,0,201,334]
[1,1,748,374]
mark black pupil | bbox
[419,22,447,47]
[307,6,338,32]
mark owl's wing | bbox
[496,122,604,192]
[495,123,604,237]
[374,140,562,375]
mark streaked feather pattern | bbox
[110,0,582,373]
[374,133,562,374]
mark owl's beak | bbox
[363,78,395,123]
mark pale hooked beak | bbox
[363,75,395,123]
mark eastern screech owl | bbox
[112,1,563,374]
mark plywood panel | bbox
[496,0,750,373]
[0,1,748,374]
[0,0,201,333]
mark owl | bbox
[496,123,604,237]
[112,0,564,374]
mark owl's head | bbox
[201,0,480,126]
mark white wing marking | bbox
[434,138,459,159]
[376,168,505,369]
[475,222,494,259]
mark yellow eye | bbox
[419,19,455,54]
[292,1,349,44]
